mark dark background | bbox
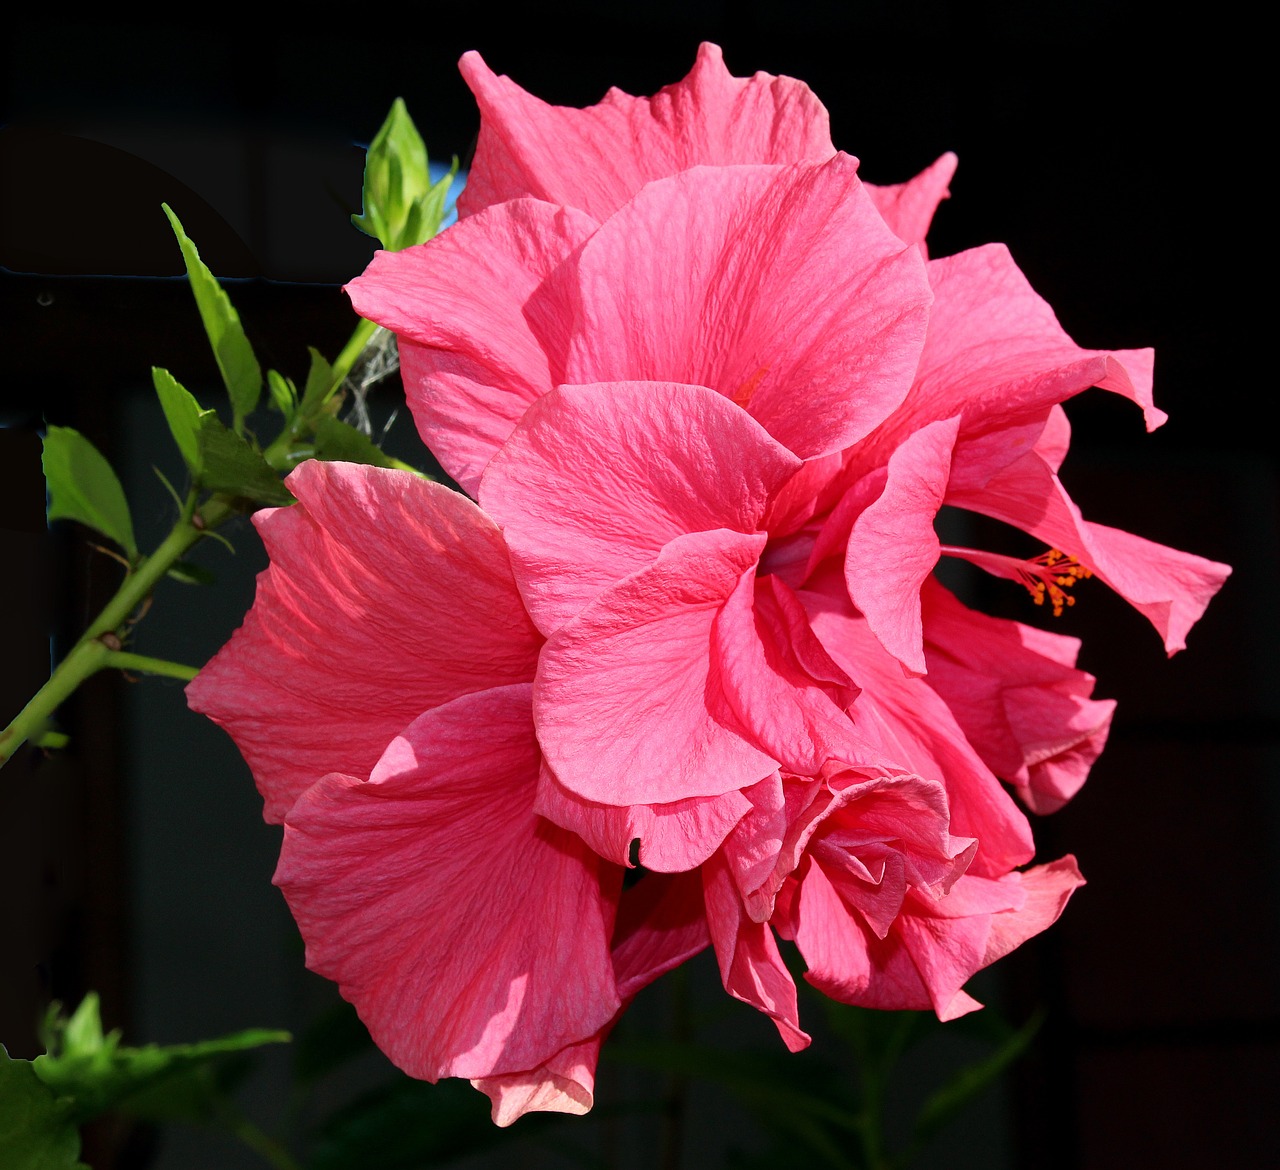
[2,5,1273,1168]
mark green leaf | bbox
[311,417,400,469]
[910,1009,1043,1149]
[42,426,137,560]
[299,347,337,415]
[195,416,294,506]
[33,995,289,1126]
[0,1048,87,1170]
[352,100,445,251]
[152,367,214,474]
[162,204,262,428]
[166,561,216,585]
[266,370,298,416]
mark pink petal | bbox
[481,380,801,633]
[345,199,596,494]
[186,462,541,822]
[713,571,860,774]
[564,158,932,459]
[703,851,810,1051]
[922,579,1114,813]
[949,449,1232,654]
[845,416,961,675]
[801,571,1036,876]
[613,870,712,999]
[981,855,1085,966]
[534,528,777,805]
[535,762,752,872]
[274,685,621,1082]
[471,1034,603,1126]
[865,152,958,253]
[457,44,835,222]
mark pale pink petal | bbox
[922,579,1114,813]
[274,685,621,1083]
[564,158,932,459]
[481,380,801,633]
[536,528,777,805]
[345,199,595,494]
[865,152,958,253]
[801,571,1035,876]
[981,855,1085,966]
[703,852,809,1051]
[949,449,1232,654]
[534,763,752,872]
[845,416,960,675]
[471,1034,602,1126]
[713,571,859,775]
[458,44,834,222]
[186,462,541,822]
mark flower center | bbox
[938,544,1093,617]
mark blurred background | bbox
[2,4,1272,1168]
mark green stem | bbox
[103,652,200,681]
[0,496,232,768]
[328,316,379,391]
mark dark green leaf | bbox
[152,367,213,474]
[195,416,294,506]
[166,561,216,585]
[911,1009,1043,1148]
[0,1048,87,1170]
[312,417,400,469]
[293,1002,373,1087]
[162,204,262,428]
[42,426,137,560]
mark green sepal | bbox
[42,426,138,561]
[0,1048,87,1170]
[195,417,294,506]
[162,205,262,429]
[312,417,400,469]
[266,369,298,416]
[32,995,289,1127]
[152,367,214,475]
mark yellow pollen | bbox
[1018,549,1092,617]
[732,366,769,408]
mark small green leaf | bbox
[299,347,337,415]
[42,426,137,560]
[162,205,262,429]
[152,367,214,474]
[166,561,216,585]
[266,370,298,416]
[0,1048,87,1170]
[312,417,400,469]
[195,417,293,507]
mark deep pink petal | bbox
[345,199,596,494]
[564,158,932,459]
[949,449,1232,654]
[535,763,752,872]
[801,572,1035,876]
[845,416,960,675]
[274,685,621,1083]
[613,871,712,999]
[922,579,1114,813]
[865,152,958,253]
[186,462,541,822]
[535,528,777,805]
[713,572,860,775]
[481,380,801,632]
[458,44,834,222]
[704,852,809,1051]
[981,855,1085,966]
